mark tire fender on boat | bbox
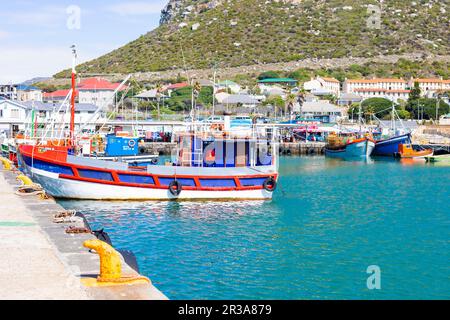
[263,177,277,192]
[169,180,182,196]
[128,139,136,148]
[151,157,158,165]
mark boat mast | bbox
[391,100,396,134]
[70,45,77,147]
[358,102,362,134]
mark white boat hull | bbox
[28,168,274,201]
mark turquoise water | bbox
[59,157,450,300]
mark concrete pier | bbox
[280,142,325,155]
[0,168,167,300]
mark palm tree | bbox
[155,83,163,120]
[192,81,202,119]
[286,94,297,118]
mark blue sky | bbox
[0,0,167,83]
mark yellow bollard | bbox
[16,175,34,186]
[82,239,150,287]
[0,157,12,171]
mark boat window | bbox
[78,169,114,181]
[118,174,154,185]
[159,178,196,187]
[240,177,266,187]
[199,179,236,188]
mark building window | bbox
[11,109,20,118]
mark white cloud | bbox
[0,6,67,28]
[0,46,97,84]
[107,1,166,15]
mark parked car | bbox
[203,116,224,123]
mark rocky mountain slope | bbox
[56,0,449,78]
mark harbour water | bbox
[59,157,450,300]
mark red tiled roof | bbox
[347,78,406,83]
[353,88,410,93]
[412,78,443,83]
[321,77,340,83]
[77,77,127,91]
[165,82,189,90]
[354,88,387,92]
[43,89,73,99]
[386,90,411,93]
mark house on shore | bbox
[0,99,101,135]
[303,77,341,97]
[296,100,345,123]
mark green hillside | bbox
[56,0,449,77]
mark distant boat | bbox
[397,144,433,159]
[325,135,375,159]
[373,133,411,157]
[425,154,450,163]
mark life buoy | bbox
[128,139,136,148]
[263,177,277,192]
[169,180,182,196]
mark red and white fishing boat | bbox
[17,48,279,201]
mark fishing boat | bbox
[373,133,411,157]
[17,47,279,201]
[396,144,433,159]
[425,154,450,163]
[325,133,375,159]
[325,99,375,159]
[1,139,10,157]
[372,104,412,157]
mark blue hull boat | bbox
[325,138,375,159]
[373,133,411,157]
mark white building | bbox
[0,85,18,100]
[353,88,410,103]
[304,76,341,96]
[77,77,127,108]
[217,80,241,94]
[16,85,43,102]
[408,78,450,98]
[296,100,345,123]
[343,78,407,93]
[343,78,409,103]
[0,100,28,132]
[0,100,101,135]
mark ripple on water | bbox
[58,157,450,300]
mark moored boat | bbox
[373,133,411,157]
[325,133,375,159]
[397,144,433,159]
[18,133,279,200]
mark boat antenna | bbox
[358,100,363,133]
[212,61,218,117]
[70,45,77,147]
